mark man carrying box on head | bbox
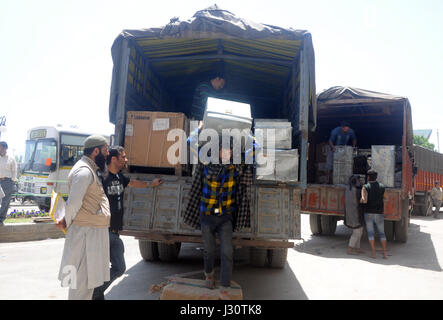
[182,137,252,300]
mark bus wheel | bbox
[384,220,395,241]
[139,240,159,261]
[309,214,322,235]
[320,215,337,236]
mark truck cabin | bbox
[308,86,414,189]
[109,6,316,184]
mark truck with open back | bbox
[301,86,414,242]
[108,6,317,267]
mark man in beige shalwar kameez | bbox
[56,135,111,300]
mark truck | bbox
[108,6,317,267]
[411,144,443,216]
[301,86,414,242]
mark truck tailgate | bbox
[301,184,402,221]
[122,174,301,240]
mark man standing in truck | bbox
[92,146,162,300]
[430,181,442,219]
[190,63,227,119]
[183,138,252,300]
[326,121,357,184]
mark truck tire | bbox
[250,247,269,267]
[158,242,181,262]
[320,215,337,236]
[233,246,250,262]
[268,248,288,268]
[384,220,395,242]
[139,240,159,261]
[424,194,433,217]
[395,199,409,243]
[309,214,322,235]
[394,217,409,243]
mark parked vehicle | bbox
[411,145,443,216]
[18,125,108,211]
[301,86,414,243]
[109,6,317,267]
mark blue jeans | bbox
[364,213,386,241]
[93,230,126,298]
[0,179,14,223]
[200,214,233,288]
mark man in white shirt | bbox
[430,181,442,219]
[0,141,17,225]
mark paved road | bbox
[0,214,442,300]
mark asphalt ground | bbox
[1,213,442,300]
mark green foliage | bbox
[414,135,435,151]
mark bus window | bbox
[31,139,57,172]
[61,145,83,166]
[60,134,87,166]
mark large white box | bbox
[254,119,292,150]
[256,149,299,182]
[332,146,354,185]
[202,98,252,136]
[371,145,395,187]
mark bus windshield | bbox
[23,140,37,171]
[27,139,57,173]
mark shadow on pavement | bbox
[106,243,308,300]
[295,219,442,272]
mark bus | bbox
[18,126,109,211]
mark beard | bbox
[94,152,106,171]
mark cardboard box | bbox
[124,111,188,169]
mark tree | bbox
[413,135,435,151]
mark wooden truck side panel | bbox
[301,184,402,221]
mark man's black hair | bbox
[107,146,125,165]
[0,141,8,149]
[341,121,351,127]
[367,169,378,181]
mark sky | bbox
[1,0,442,158]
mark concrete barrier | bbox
[0,222,65,242]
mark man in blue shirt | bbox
[326,121,357,184]
[328,121,357,152]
